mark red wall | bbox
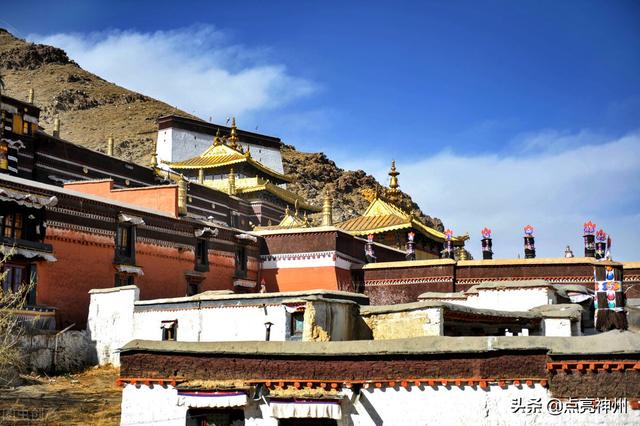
[38,227,256,329]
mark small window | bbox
[187,282,199,297]
[195,238,209,271]
[235,246,247,278]
[114,274,134,287]
[2,212,23,239]
[115,223,136,263]
[161,320,177,341]
[291,311,304,337]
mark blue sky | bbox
[2,1,639,259]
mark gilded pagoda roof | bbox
[206,177,320,212]
[337,197,467,243]
[163,143,291,183]
[254,209,313,231]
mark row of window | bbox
[113,222,249,288]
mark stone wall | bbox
[18,329,96,374]
[361,308,443,339]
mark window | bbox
[161,320,177,341]
[115,224,135,263]
[290,311,304,337]
[195,238,209,272]
[235,246,247,278]
[187,282,199,297]
[114,273,134,287]
[2,212,23,239]
[1,263,35,305]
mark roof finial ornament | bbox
[213,129,222,146]
[285,205,291,216]
[387,159,400,204]
[228,117,239,149]
[294,199,299,218]
[150,152,158,168]
[245,145,251,158]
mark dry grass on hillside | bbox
[0,366,121,425]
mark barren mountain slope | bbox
[0,29,443,230]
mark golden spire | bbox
[285,205,291,216]
[227,117,239,149]
[244,145,251,158]
[387,160,400,204]
[213,129,222,146]
[228,167,236,195]
[150,152,158,168]
[322,190,333,226]
[294,199,299,217]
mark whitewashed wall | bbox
[461,288,556,312]
[120,383,639,426]
[133,305,289,342]
[156,127,284,174]
[543,318,575,337]
[87,286,139,367]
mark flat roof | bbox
[134,288,370,307]
[120,330,640,357]
[359,300,541,320]
[363,257,623,269]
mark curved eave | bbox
[339,219,466,244]
[238,184,321,212]
[163,157,291,183]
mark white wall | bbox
[156,127,284,174]
[87,286,139,367]
[464,288,556,312]
[120,383,640,426]
[133,304,289,342]
[543,318,574,337]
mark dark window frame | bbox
[290,311,304,337]
[195,238,209,272]
[161,320,177,341]
[234,245,247,278]
[115,223,136,264]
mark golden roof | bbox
[255,207,312,231]
[205,177,320,212]
[163,141,291,183]
[337,197,467,243]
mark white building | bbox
[87,287,366,366]
[155,115,284,174]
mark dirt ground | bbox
[0,366,121,425]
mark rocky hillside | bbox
[0,29,443,230]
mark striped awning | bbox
[269,398,342,420]
[177,390,247,408]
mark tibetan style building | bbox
[158,117,319,226]
[336,162,468,259]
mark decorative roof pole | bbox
[228,168,236,195]
[322,191,333,226]
[523,225,535,259]
[177,175,188,216]
[595,229,607,260]
[107,136,114,156]
[365,234,376,263]
[212,129,223,146]
[481,227,493,260]
[28,88,34,104]
[594,265,627,331]
[442,229,455,259]
[227,117,239,149]
[387,160,400,205]
[583,220,596,257]
[405,231,416,261]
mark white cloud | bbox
[29,25,316,119]
[339,131,640,261]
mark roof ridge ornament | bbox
[227,117,239,149]
[212,129,222,146]
[387,160,400,205]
